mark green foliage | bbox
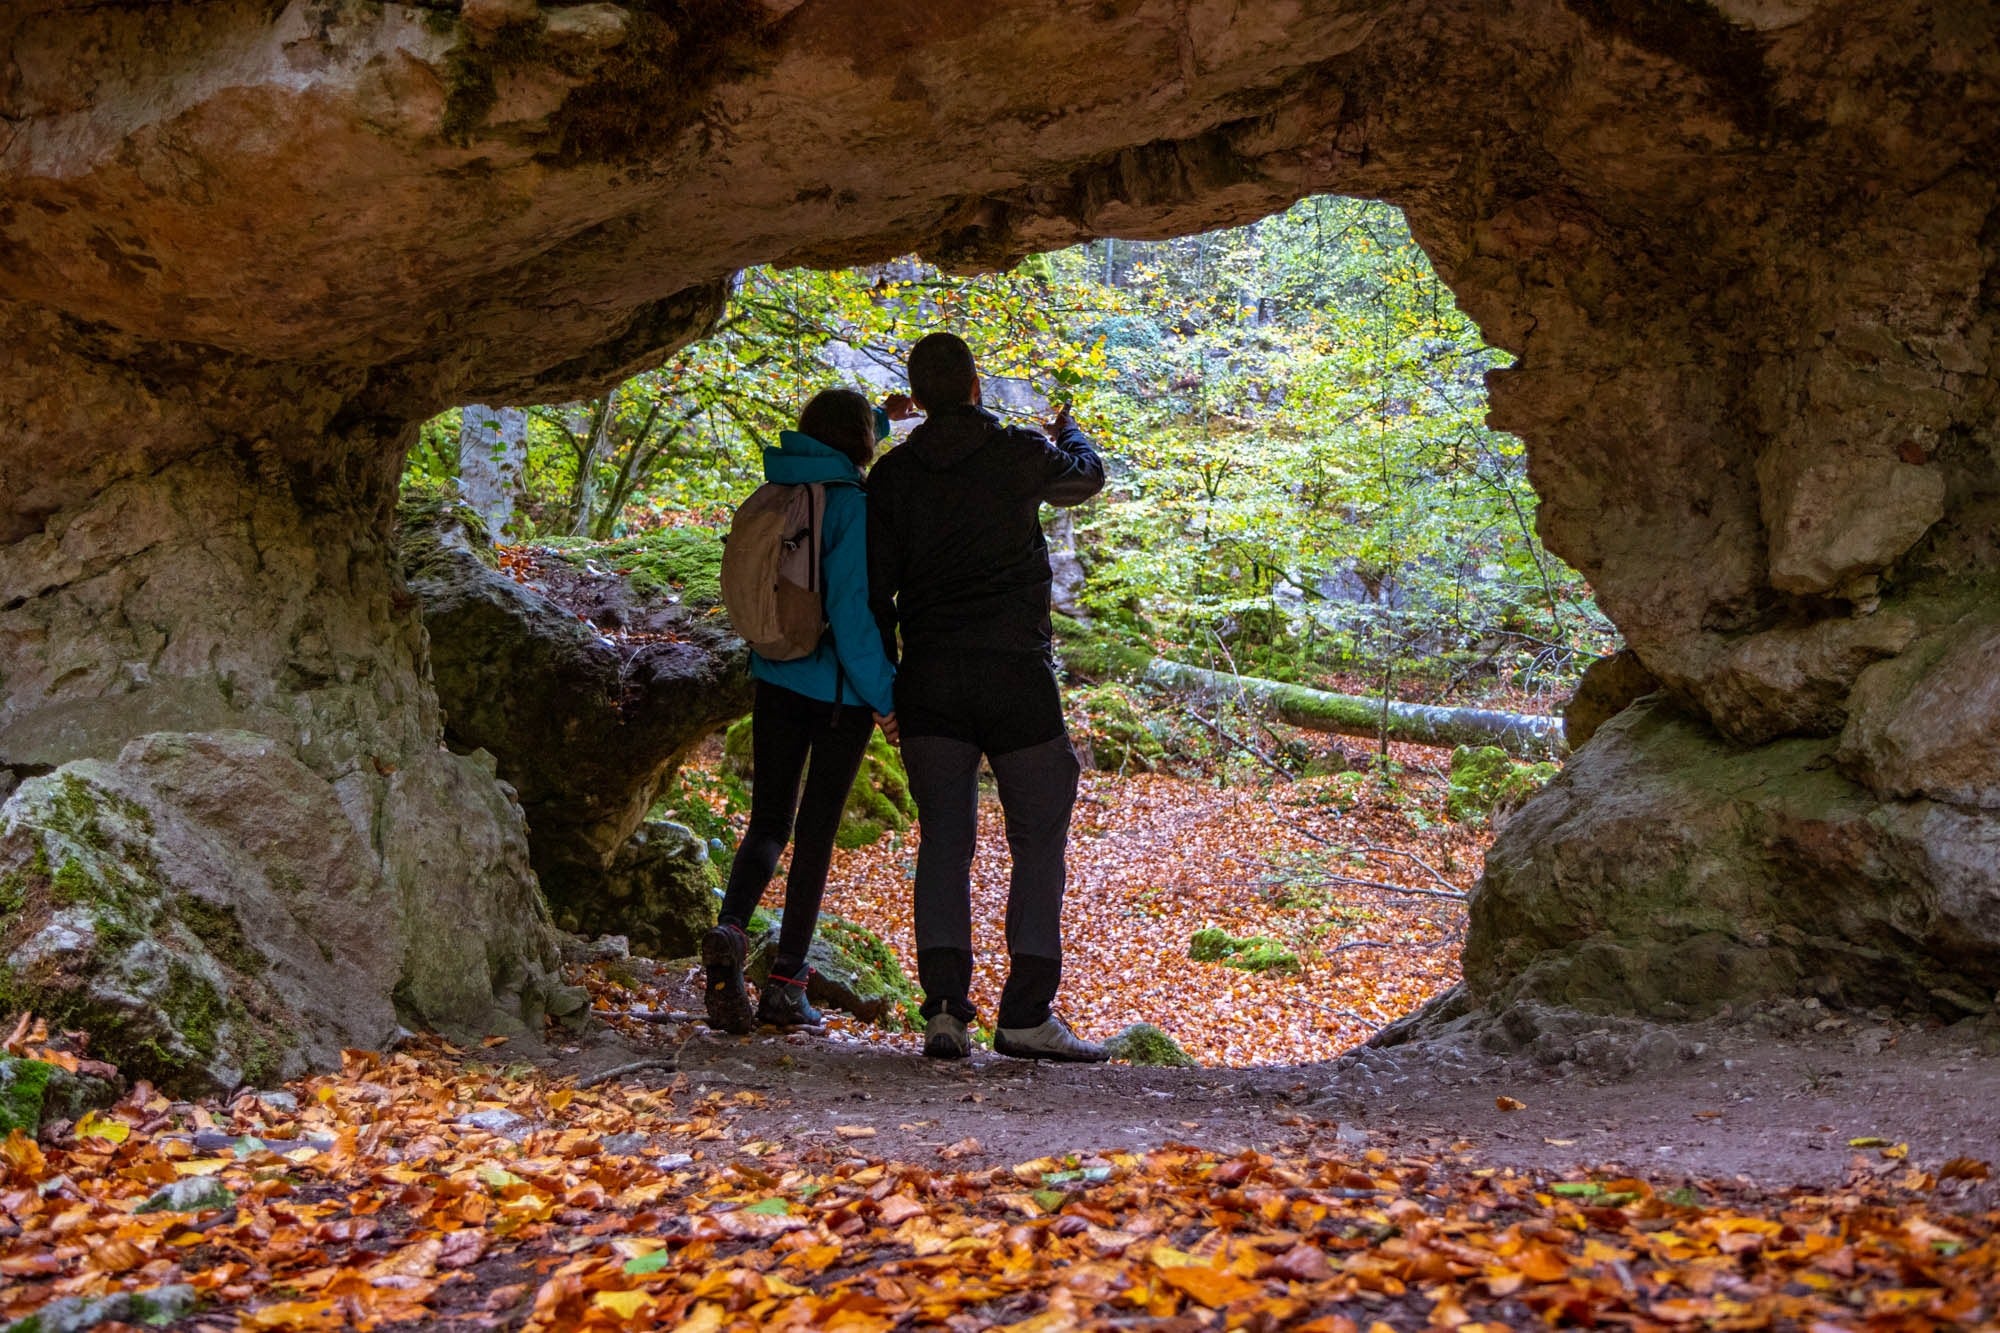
[404,195,1616,698]
[1446,745,1559,823]
[1188,927,1300,975]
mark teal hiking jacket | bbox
[746,431,898,716]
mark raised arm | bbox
[1034,408,1105,507]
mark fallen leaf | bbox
[1495,1096,1526,1112]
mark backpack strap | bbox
[808,481,850,721]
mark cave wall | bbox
[1,0,1996,1060]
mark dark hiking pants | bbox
[897,649,1081,1030]
[717,680,874,978]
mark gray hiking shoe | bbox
[993,1017,1108,1063]
[923,1012,970,1060]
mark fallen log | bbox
[1142,659,1567,760]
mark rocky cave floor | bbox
[566,965,2000,1199]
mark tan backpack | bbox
[719,481,849,660]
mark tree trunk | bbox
[1142,658,1566,760]
[457,404,525,542]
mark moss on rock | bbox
[1447,745,1559,824]
[0,1057,53,1135]
[748,912,921,1030]
[1071,684,1167,773]
[542,528,726,606]
[1189,927,1300,975]
[1053,613,1156,684]
[1103,1022,1196,1067]
[837,733,915,849]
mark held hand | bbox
[874,711,900,745]
[881,393,919,422]
[1047,403,1076,438]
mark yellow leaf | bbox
[1882,1142,1909,1160]
[593,1290,652,1319]
[74,1110,130,1143]
[173,1157,234,1176]
[1848,1136,1890,1148]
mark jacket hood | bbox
[764,431,864,484]
[901,403,999,470]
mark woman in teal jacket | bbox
[703,387,909,1033]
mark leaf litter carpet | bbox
[2,763,1997,1330]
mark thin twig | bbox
[1305,874,1466,902]
[1182,706,1294,783]
[578,1056,680,1089]
[627,1007,705,1025]
[1344,842,1459,891]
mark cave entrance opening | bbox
[409,194,1617,1066]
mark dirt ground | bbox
[557,979,2000,1206]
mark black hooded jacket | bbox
[868,403,1104,661]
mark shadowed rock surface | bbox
[1,0,1996,1065]
[398,500,749,953]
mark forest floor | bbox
[4,761,1997,1330]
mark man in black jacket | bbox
[868,332,1109,1062]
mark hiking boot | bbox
[756,969,824,1028]
[923,1012,970,1060]
[994,1017,1108,1063]
[701,924,754,1035]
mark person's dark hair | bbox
[908,332,977,409]
[798,387,877,470]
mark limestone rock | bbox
[1,1284,197,1333]
[2,0,1998,1035]
[1468,699,2000,1020]
[399,503,750,936]
[1838,603,2000,810]
[592,821,718,959]
[136,1176,236,1214]
[0,731,556,1096]
[1561,650,1659,753]
[746,914,920,1029]
[1694,613,1918,746]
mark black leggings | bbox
[716,681,874,975]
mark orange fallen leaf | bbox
[1157,1263,1264,1308]
[1495,1096,1526,1112]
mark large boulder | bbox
[1467,698,2000,1020]
[398,499,751,941]
[0,731,563,1096]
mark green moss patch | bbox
[1071,684,1167,773]
[0,1057,54,1135]
[1189,927,1300,975]
[1103,1022,1196,1067]
[1446,745,1559,823]
[1053,614,1156,683]
[543,528,725,606]
[837,733,915,850]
